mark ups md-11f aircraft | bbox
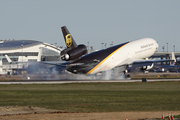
[59,26,173,77]
[6,26,174,80]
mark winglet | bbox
[5,55,12,64]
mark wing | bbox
[131,59,174,67]
[130,52,176,70]
[40,61,68,67]
[5,54,68,67]
[116,57,175,72]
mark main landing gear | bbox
[124,70,131,79]
[142,78,147,82]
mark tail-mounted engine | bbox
[61,44,87,61]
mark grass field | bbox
[0,82,179,112]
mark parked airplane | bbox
[127,52,176,73]
[151,53,178,72]
[5,26,174,80]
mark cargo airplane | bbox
[59,26,173,76]
[5,26,174,80]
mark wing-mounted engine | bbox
[140,63,154,71]
[61,44,87,61]
[131,61,154,72]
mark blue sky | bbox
[0,0,180,51]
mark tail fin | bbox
[171,52,176,66]
[5,55,12,64]
[60,26,87,62]
[61,26,77,49]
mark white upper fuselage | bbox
[87,38,158,74]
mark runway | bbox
[0,79,180,84]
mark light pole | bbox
[173,45,175,52]
[110,41,113,47]
[104,43,107,49]
[87,42,89,50]
[166,43,168,52]
[101,43,104,49]
[162,46,165,52]
[21,44,23,62]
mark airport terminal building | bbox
[0,39,62,74]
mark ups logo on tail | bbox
[65,34,72,47]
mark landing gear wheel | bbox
[124,70,130,79]
[142,78,147,82]
[124,74,131,79]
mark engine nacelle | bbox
[141,63,154,71]
[61,44,87,61]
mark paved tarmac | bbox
[0,79,180,84]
